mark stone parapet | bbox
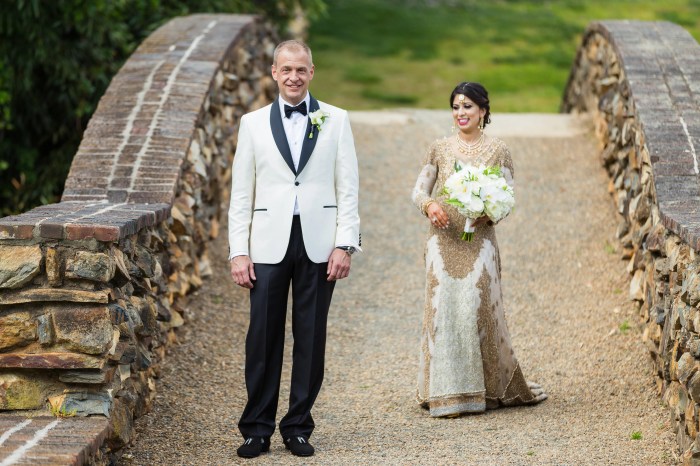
[0,202,171,242]
[0,13,277,459]
[563,20,700,464]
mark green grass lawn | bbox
[307,0,700,111]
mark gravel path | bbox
[124,111,675,465]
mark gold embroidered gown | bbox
[411,136,543,417]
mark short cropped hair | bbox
[273,40,313,66]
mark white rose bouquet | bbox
[441,161,514,241]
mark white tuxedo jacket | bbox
[228,95,361,264]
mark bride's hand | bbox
[471,215,491,227]
[426,202,450,229]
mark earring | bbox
[451,123,455,133]
[478,118,484,133]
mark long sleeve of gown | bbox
[412,144,438,216]
[491,144,515,225]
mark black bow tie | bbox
[284,101,307,118]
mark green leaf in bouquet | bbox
[444,198,465,208]
[483,166,502,176]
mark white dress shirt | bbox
[278,93,311,216]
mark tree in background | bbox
[0,0,325,216]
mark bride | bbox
[411,81,547,417]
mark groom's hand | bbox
[327,248,351,281]
[230,255,256,288]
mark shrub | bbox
[0,0,325,215]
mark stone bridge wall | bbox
[562,20,700,463]
[0,14,277,450]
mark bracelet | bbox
[422,200,436,216]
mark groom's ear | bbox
[271,64,278,81]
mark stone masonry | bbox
[562,20,700,464]
[0,13,278,458]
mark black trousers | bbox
[238,216,335,440]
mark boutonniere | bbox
[308,109,330,139]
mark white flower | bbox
[458,191,484,216]
[308,109,330,138]
[443,173,466,195]
[482,178,514,222]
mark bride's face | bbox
[452,94,484,134]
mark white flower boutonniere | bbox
[308,109,330,139]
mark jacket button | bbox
[295,181,300,186]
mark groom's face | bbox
[272,48,314,105]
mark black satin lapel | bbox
[270,98,296,175]
[297,95,320,175]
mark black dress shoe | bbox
[237,437,270,458]
[284,435,314,456]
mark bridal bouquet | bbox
[441,161,515,241]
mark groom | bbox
[228,40,361,458]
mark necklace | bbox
[455,133,486,156]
